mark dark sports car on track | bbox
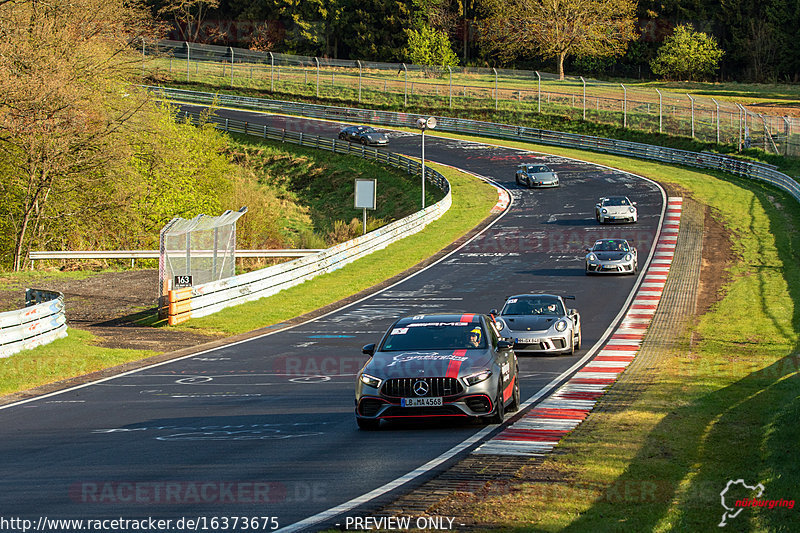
[492,294,581,355]
[355,313,519,430]
[338,125,389,146]
[585,238,638,275]
[515,163,559,188]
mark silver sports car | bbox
[515,163,559,188]
[595,196,638,224]
[585,238,638,275]
[355,314,519,430]
[492,294,581,355]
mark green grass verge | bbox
[414,135,799,531]
[0,160,497,393]
[0,329,157,395]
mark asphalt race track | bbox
[0,108,665,532]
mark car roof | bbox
[505,294,561,301]
[393,314,483,326]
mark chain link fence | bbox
[141,39,799,157]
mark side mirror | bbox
[595,203,601,208]
[362,343,376,356]
[489,309,499,317]
[568,308,578,316]
[497,340,514,351]
[632,202,638,206]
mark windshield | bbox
[526,165,549,173]
[502,297,564,316]
[380,321,486,350]
[603,197,629,206]
[358,126,376,133]
[593,240,629,252]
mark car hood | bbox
[502,315,560,332]
[590,251,629,261]
[365,132,386,141]
[366,349,492,379]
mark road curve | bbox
[0,108,664,531]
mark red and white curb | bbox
[474,197,684,456]
[492,189,511,213]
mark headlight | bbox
[495,318,506,330]
[359,373,381,388]
[625,253,632,261]
[588,253,597,261]
[629,207,636,213]
[463,370,493,387]
[601,208,607,214]
[555,320,568,332]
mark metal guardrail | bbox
[0,289,67,358]
[163,110,452,324]
[150,86,800,206]
[29,249,325,268]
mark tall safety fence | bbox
[0,290,67,358]
[142,39,800,157]
[165,109,451,325]
[154,87,800,207]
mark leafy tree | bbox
[650,23,724,81]
[480,0,638,79]
[405,25,460,70]
[158,0,221,43]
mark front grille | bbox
[466,396,491,413]
[553,338,566,349]
[358,398,386,417]
[381,405,464,417]
[382,378,463,398]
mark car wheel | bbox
[507,375,521,412]
[575,328,582,350]
[356,417,380,430]
[515,175,521,186]
[361,138,369,145]
[338,133,346,140]
[489,384,505,424]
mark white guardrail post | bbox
[0,289,67,358]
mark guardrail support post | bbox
[493,67,498,110]
[315,57,320,97]
[230,47,234,87]
[448,66,452,109]
[621,83,627,128]
[357,60,362,103]
[655,89,663,134]
[580,76,586,120]
[687,94,695,138]
[403,63,408,107]
[712,98,720,144]
[535,71,541,113]
[186,42,190,82]
[269,52,274,92]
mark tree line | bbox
[148,0,800,82]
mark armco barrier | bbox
[167,194,451,325]
[0,289,68,358]
[150,86,800,206]
[163,113,452,325]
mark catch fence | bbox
[141,39,799,157]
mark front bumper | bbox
[585,260,636,274]
[510,332,572,354]
[527,179,559,188]
[355,377,498,421]
[599,213,637,223]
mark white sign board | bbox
[355,179,376,210]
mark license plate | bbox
[401,397,443,407]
